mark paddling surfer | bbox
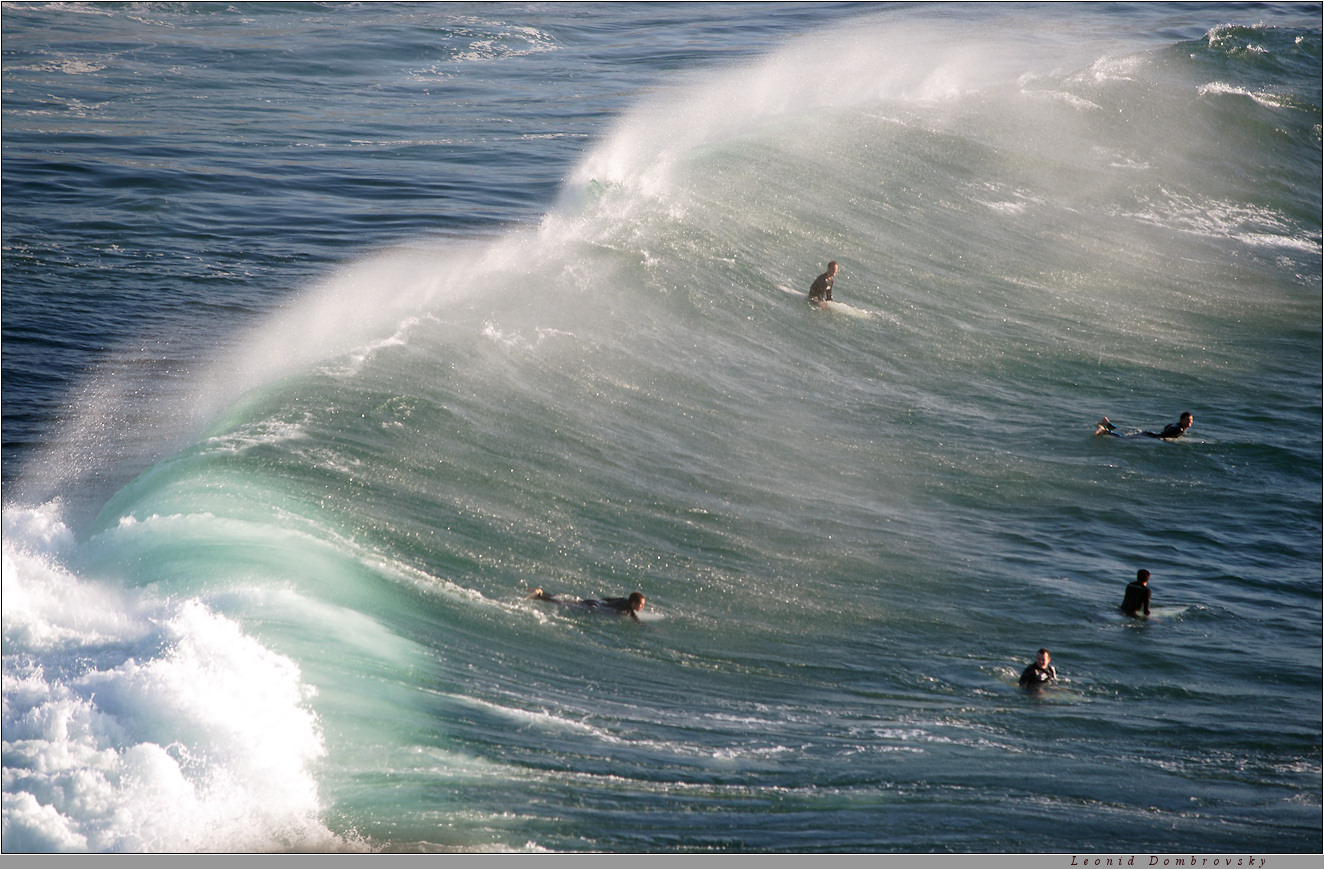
[1095,412,1193,440]
[528,588,646,621]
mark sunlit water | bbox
[3,2,1320,853]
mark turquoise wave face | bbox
[4,4,1320,854]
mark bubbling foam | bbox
[2,505,362,852]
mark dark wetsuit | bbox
[1103,420,1189,440]
[534,592,640,620]
[1019,663,1056,690]
[585,597,638,617]
[1120,580,1151,617]
[807,270,835,303]
[1145,421,1189,440]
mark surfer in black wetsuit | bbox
[1120,569,1151,618]
[1095,412,1193,440]
[807,260,839,305]
[1018,648,1057,691]
[527,589,646,621]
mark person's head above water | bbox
[1136,569,1150,584]
[628,592,645,612]
[826,261,839,276]
[1179,412,1193,428]
[1035,648,1051,667]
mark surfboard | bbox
[1107,603,1190,623]
[817,300,871,318]
[1145,604,1190,620]
[779,285,872,318]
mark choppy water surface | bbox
[3,2,1320,853]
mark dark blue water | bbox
[3,2,1320,854]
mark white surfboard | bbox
[778,284,872,318]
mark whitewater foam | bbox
[1,506,358,853]
[1198,79,1298,110]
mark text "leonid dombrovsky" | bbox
[1071,858,1268,868]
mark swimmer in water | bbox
[528,588,646,621]
[1095,412,1193,440]
[807,260,839,305]
[1019,648,1057,691]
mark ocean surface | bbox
[2,1,1320,854]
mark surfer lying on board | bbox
[807,260,839,305]
[1019,648,1057,691]
[527,588,646,621]
[1094,412,1193,440]
[1120,569,1151,618]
